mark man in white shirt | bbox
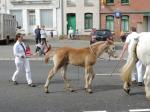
[12,33,36,87]
[40,25,48,50]
[119,27,143,86]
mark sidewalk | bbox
[0,36,126,60]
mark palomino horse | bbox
[44,39,116,93]
[121,32,150,99]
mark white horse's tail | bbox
[120,39,138,83]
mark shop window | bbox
[106,15,114,32]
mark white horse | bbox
[121,32,150,99]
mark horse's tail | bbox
[45,45,52,64]
[120,39,138,83]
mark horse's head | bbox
[105,40,118,59]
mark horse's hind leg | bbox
[144,65,150,99]
[123,81,131,94]
[61,65,74,92]
[44,66,59,93]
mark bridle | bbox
[89,45,97,58]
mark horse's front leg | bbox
[88,67,95,92]
[84,66,93,93]
[44,67,57,93]
[61,65,74,92]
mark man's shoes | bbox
[138,82,144,86]
[28,83,36,87]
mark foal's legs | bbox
[87,67,95,91]
[61,65,74,92]
[84,66,93,93]
[44,66,59,93]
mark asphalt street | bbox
[0,60,150,112]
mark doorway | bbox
[67,13,76,34]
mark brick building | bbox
[100,0,150,38]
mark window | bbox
[121,16,129,32]
[84,13,93,29]
[10,10,23,27]
[67,0,76,7]
[121,0,129,4]
[106,16,114,32]
[106,0,114,4]
[29,10,35,26]
[84,0,94,7]
[41,9,53,28]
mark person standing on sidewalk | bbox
[34,25,41,44]
[40,25,48,50]
[11,33,36,87]
[90,28,96,44]
[119,27,143,86]
[68,27,74,40]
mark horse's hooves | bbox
[85,89,93,94]
[88,91,93,94]
[70,89,75,92]
[44,87,49,93]
[44,90,49,93]
[123,88,130,95]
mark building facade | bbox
[100,0,150,37]
[7,0,63,35]
[63,0,100,35]
[0,0,7,13]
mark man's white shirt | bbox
[13,41,26,63]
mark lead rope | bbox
[110,59,121,76]
[89,45,97,58]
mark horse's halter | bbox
[105,45,116,58]
[89,45,97,58]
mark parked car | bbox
[90,29,112,44]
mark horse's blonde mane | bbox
[90,41,105,47]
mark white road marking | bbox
[129,109,150,112]
[96,73,120,76]
[84,109,150,112]
[83,110,107,112]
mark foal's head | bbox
[105,38,117,59]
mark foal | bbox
[44,39,116,93]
